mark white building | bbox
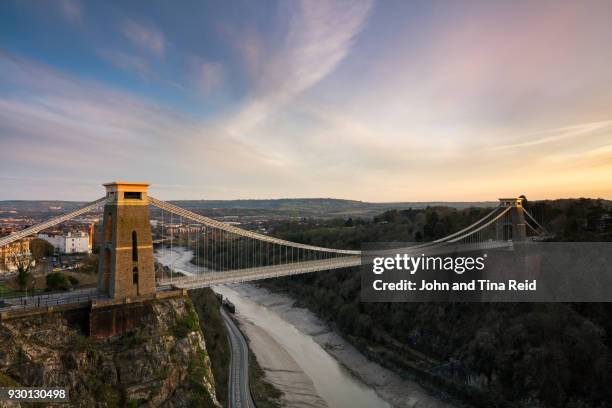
[38,231,91,254]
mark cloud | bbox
[235,33,263,76]
[487,121,612,151]
[1,51,611,201]
[97,49,151,79]
[2,1,612,201]
[225,0,373,136]
[58,0,81,24]
[193,60,224,95]
[0,54,296,200]
[217,23,264,79]
[120,19,165,57]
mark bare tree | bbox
[30,238,54,262]
[11,251,34,289]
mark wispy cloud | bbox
[192,60,224,95]
[0,54,296,199]
[217,24,264,78]
[58,0,82,24]
[226,0,373,136]
[97,49,151,79]
[487,121,612,151]
[2,1,612,201]
[120,19,165,57]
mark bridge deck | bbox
[158,256,362,290]
[157,241,516,290]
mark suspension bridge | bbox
[0,182,546,307]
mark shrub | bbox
[46,272,79,291]
[173,302,199,338]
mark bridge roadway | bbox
[222,306,256,408]
[157,241,514,291]
[158,256,363,290]
[0,258,360,313]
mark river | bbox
[155,247,452,408]
[215,284,390,408]
[155,246,389,407]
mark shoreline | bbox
[225,283,454,408]
[231,308,328,408]
[215,283,390,408]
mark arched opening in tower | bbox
[102,248,111,292]
[132,231,138,262]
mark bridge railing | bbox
[158,256,363,289]
[0,288,105,313]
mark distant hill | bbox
[2,197,608,219]
[0,201,87,212]
[171,198,497,217]
[0,198,497,218]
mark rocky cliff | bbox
[0,297,220,407]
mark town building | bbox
[38,231,91,254]
[0,239,31,273]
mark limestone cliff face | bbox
[0,297,220,407]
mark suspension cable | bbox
[0,196,108,248]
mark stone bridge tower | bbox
[98,182,155,299]
[497,197,527,241]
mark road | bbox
[0,284,181,312]
[221,306,256,408]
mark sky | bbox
[1,0,611,201]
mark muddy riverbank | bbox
[218,284,453,408]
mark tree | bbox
[11,252,34,289]
[30,238,54,262]
[46,272,78,291]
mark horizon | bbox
[1,0,612,201]
[0,195,607,204]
